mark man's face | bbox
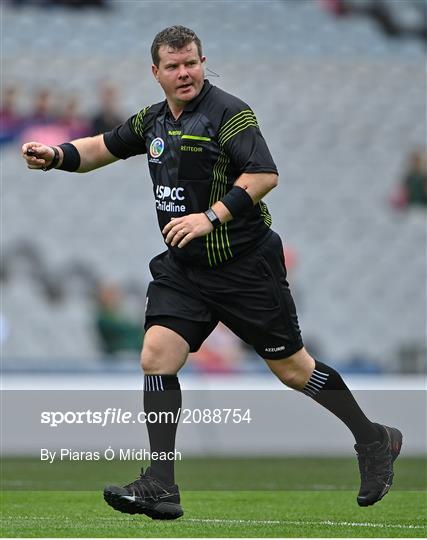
[152,41,206,107]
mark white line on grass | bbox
[3,515,426,531]
[186,518,426,530]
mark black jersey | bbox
[104,80,278,267]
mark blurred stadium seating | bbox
[2,0,426,371]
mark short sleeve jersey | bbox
[104,80,278,267]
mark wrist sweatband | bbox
[57,143,81,172]
[220,186,253,217]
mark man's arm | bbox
[211,172,278,223]
[163,172,278,248]
[22,135,118,173]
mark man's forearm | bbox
[234,172,278,204]
[211,172,278,223]
[56,134,118,173]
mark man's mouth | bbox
[177,83,192,90]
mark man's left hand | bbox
[162,213,214,248]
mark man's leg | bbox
[265,347,402,506]
[140,325,189,485]
[265,347,380,444]
[104,325,188,519]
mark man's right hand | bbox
[21,142,55,170]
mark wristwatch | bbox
[204,208,221,229]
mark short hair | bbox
[151,26,203,67]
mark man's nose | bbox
[177,65,189,79]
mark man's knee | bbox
[140,341,165,373]
[140,325,189,374]
[265,347,315,390]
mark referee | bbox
[22,25,402,520]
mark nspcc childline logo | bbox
[150,138,165,159]
[155,185,186,213]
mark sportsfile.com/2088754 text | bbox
[40,408,252,427]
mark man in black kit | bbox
[22,26,402,520]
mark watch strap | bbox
[204,208,221,229]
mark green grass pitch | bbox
[1,457,426,537]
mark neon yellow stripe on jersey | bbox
[181,135,211,142]
[206,150,232,266]
[218,109,254,138]
[132,106,150,137]
[219,117,259,146]
[218,109,259,146]
[259,200,272,227]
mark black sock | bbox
[301,360,380,444]
[143,374,181,485]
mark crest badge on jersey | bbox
[150,138,165,159]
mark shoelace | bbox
[357,447,391,481]
[124,469,169,501]
[357,454,376,480]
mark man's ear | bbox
[152,64,160,82]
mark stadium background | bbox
[2,0,426,458]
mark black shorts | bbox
[144,230,303,359]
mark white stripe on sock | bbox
[305,384,321,395]
[303,370,329,397]
[304,386,321,396]
[144,375,171,392]
[145,375,169,391]
[311,374,328,385]
[305,380,324,390]
[302,387,316,397]
[312,370,329,380]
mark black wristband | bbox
[204,208,221,229]
[42,146,60,171]
[220,186,253,218]
[57,143,81,172]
